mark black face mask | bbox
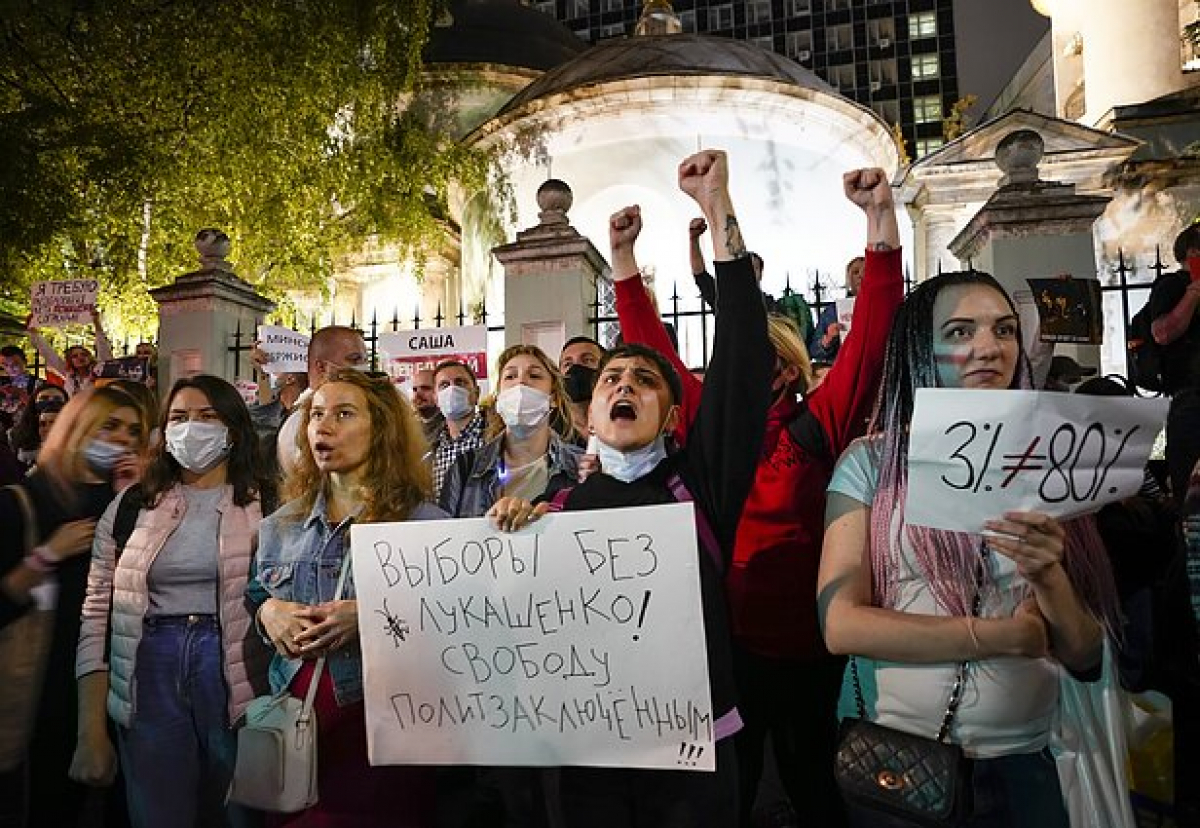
[563,363,598,403]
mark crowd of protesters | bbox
[0,149,1197,828]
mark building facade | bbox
[533,0,958,159]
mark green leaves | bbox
[0,0,487,341]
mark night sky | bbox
[953,0,1051,118]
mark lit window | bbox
[789,0,812,13]
[916,138,945,157]
[747,0,772,24]
[830,63,856,91]
[911,53,940,80]
[571,0,590,17]
[708,4,734,29]
[909,12,937,39]
[913,95,942,123]
[600,22,625,38]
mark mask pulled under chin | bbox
[595,436,668,483]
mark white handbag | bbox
[229,554,351,813]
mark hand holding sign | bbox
[256,325,309,375]
[905,389,1168,533]
[351,504,714,771]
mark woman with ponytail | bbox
[818,271,1121,827]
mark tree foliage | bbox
[0,0,493,340]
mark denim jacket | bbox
[437,431,582,518]
[247,493,447,706]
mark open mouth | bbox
[610,400,637,421]
[313,441,334,454]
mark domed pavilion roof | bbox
[425,0,586,72]
[499,33,836,116]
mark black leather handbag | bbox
[834,552,988,826]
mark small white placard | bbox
[906,389,1167,532]
[30,279,98,327]
[256,325,310,374]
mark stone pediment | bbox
[899,109,1140,206]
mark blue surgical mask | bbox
[83,438,127,472]
[595,436,668,483]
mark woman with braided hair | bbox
[818,271,1123,827]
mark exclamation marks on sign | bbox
[633,590,651,641]
[677,742,705,766]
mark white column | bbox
[1079,0,1184,124]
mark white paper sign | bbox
[835,298,856,337]
[256,325,309,374]
[378,325,488,384]
[906,389,1168,532]
[351,503,715,771]
[30,279,98,327]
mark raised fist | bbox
[609,205,642,252]
[843,168,894,212]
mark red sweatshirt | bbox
[614,248,903,658]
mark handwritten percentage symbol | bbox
[376,598,410,648]
[1000,436,1045,488]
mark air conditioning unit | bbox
[798,49,812,60]
[878,37,891,48]
[869,81,882,92]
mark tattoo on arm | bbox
[722,215,747,259]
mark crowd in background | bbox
[0,149,1197,828]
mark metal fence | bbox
[224,249,1165,381]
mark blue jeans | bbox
[845,748,1068,828]
[118,614,237,828]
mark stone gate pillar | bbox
[150,229,276,390]
[491,180,609,356]
[949,130,1110,375]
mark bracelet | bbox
[25,546,57,574]
[965,618,983,656]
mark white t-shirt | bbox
[828,438,1059,759]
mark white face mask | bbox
[495,385,551,440]
[83,438,127,472]
[165,421,231,474]
[595,436,668,483]
[437,385,474,421]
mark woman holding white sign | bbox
[818,271,1126,827]
[248,370,444,827]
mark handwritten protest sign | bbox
[378,325,488,385]
[351,503,715,771]
[30,279,98,327]
[836,298,856,338]
[256,325,309,374]
[906,389,1167,532]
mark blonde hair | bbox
[768,313,813,395]
[486,344,578,443]
[37,386,151,501]
[283,370,431,523]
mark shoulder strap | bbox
[112,487,144,563]
[666,473,724,575]
[299,553,353,722]
[5,485,38,553]
[785,405,832,466]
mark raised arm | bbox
[688,218,717,311]
[26,324,67,378]
[808,169,904,454]
[677,150,773,554]
[609,205,704,444]
[92,309,113,361]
